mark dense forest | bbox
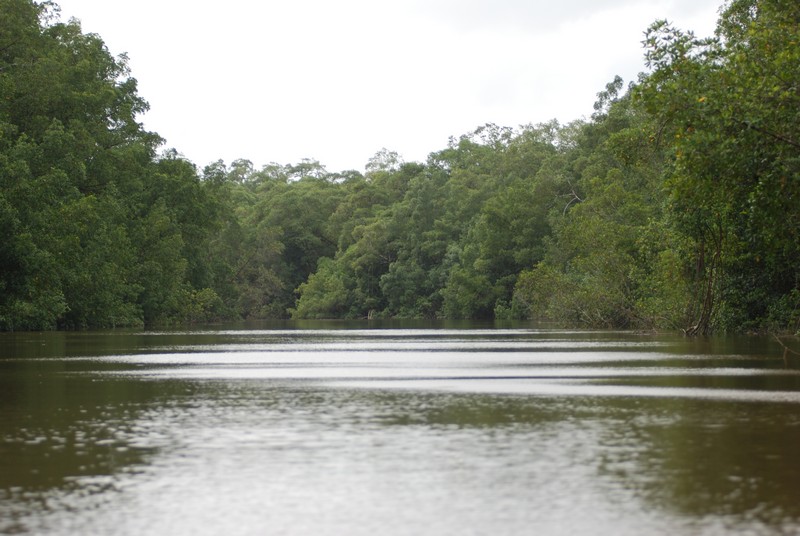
[1,0,798,333]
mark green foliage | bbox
[637,0,800,332]
[177,287,224,324]
[292,258,349,319]
[514,263,575,324]
[633,221,696,329]
[55,191,142,329]
[2,0,798,333]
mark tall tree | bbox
[638,0,800,332]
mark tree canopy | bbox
[1,0,797,333]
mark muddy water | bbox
[1,325,799,535]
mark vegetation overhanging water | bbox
[1,0,798,334]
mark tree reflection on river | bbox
[1,323,799,535]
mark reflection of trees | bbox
[0,366,190,531]
[0,374,169,489]
[598,399,800,528]
[3,329,800,534]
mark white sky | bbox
[55,0,723,172]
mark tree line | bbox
[1,0,797,332]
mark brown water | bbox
[1,323,799,535]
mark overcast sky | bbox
[55,0,723,172]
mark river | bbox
[1,322,799,535]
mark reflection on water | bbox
[1,323,799,535]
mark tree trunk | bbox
[685,226,723,337]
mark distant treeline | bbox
[1,0,798,332]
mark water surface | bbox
[1,323,799,535]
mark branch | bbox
[773,333,800,368]
[773,334,800,356]
[743,121,800,149]
[562,179,583,215]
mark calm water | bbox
[1,322,800,535]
